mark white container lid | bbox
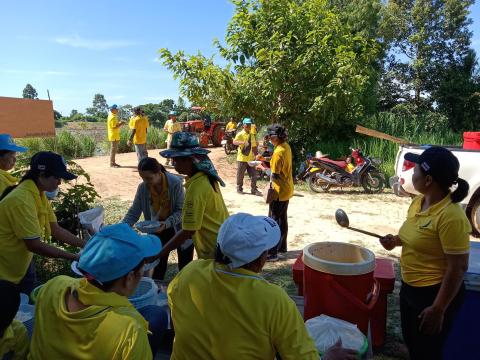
[303,242,376,276]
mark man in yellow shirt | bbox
[168,213,357,360]
[266,124,294,261]
[107,104,125,168]
[225,117,237,132]
[29,223,168,360]
[157,132,229,260]
[163,111,182,166]
[233,118,261,195]
[128,106,149,162]
[0,281,29,360]
[0,134,27,195]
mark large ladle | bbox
[335,209,382,239]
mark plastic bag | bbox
[305,315,367,355]
[78,207,105,234]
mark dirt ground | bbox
[76,146,411,258]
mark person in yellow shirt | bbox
[0,151,84,294]
[380,147,471,360]
[233,118,261,195]
[0,134,27,195]
[29,223,168,359]
[107,104,125,168]
[163,111,182,166]
[127,106,149,162]
[266,124,294,262]
[0,281,29,360]
[344,156,355,173]
[225,117,237,132]
[157,132,229,260]
[168,213,358,360]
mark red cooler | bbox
[463,132,480,150]
[303,242,379,335]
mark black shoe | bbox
[237,189,244,194]
[251,189,262,196]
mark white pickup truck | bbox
[390,144,480,234]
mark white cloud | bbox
[152,57,161,63]
[108,95,126,100]
[54,35,136,50]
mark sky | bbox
[1,0,479,115]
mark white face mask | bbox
[45,188,59,200]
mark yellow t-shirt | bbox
[0,180,56,283]
[271,142,294,201]
[345,163,355,173]
[107,112,120,141]
[399,194,471,287]
[0,320,29,360]
[226,121,237,131]
[29,276,152,360]
[168,260,319,360]
[234,130,257,162]
[163,119,182,143]
[0,169,18,195]
[130,115,149,144]
[182,172,229,259]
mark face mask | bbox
[45,188,59,200]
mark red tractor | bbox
[180,114,225,148]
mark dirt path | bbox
[75,147,412,259]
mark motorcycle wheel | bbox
[228,144,236,155]
[224,143,229,155]
[307,173,331,193]
[361,171,384,194]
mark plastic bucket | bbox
[303,242,379,335]
[128,277,159,309]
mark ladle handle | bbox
[347,226,382,239]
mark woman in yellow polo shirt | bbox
[0,151,84,294]
[156,132,229,260]
[0,134,27,195]
[266,124,294,262]
[380,147,471,360]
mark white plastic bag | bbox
[305,315,366,354]
[78,207,105,234]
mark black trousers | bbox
[400,281,464,360]
[153,227,194,280]
[268,200,289,255]
[18,260,37,295]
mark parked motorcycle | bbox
[221,129,237,155]
[300,149,384,193]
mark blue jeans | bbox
[138,305,169,356]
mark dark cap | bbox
[30,151,77,181]
[267,123,287,139]
[404,146,459,185]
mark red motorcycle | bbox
[299,148,384,193]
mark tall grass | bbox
[17,130,97,161]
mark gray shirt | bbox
[122,172,184,230]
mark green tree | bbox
[160,0,382,153]
[381,0,474,107]
[435,50,480,131]
[22,83,38,99]
[159,99,175,112]
[86,94,108,119]
[119,104,133,120]
[70,109,78,117]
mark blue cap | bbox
[0,134,27,153]
[217,213,280,269]
[168,111,177,116]
[110,104,118,110]
[78,223,161,283]
[242,118,252,125]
